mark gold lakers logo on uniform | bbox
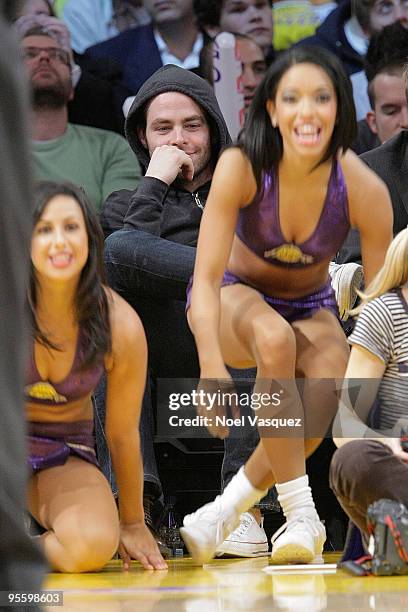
[26,382,67,403]
[264,244,314,265]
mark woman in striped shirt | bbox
[331,227,408,534]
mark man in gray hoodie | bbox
[101,64,230,373]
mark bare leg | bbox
[28,456,120,573]
[244,438,322,490]
[227,306,348,563]
[220,295,348,489]
[219,285,306,485]
[182,286,348,563]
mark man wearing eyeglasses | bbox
[19,24,141,212]
[21,36,73,106]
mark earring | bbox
[272,119,278,128]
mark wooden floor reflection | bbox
[44,554,408,611]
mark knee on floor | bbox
[57,522,120,573]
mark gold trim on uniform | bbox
[264,244,314,264]
[25,381,67,403]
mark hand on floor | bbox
[119,521,168,571]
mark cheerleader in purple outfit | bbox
[26,181,167,573]
[181,46,393,565]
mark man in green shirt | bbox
[20,22,140,212]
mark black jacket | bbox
[351,119,380,156]
[100,65,230,245]
[337,131,408,264]
[297,0,363,76]
[361,130,408,235]
[69,54,129,134]
[102,179,211,246]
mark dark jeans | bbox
[221,392,259,490]
[100,228,262,497]
[223,369,279,511]
[329,440,408,534]
[94,374,162,497]
[105,228,195,302]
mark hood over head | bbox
[125,64,231,171]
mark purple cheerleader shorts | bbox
[28,420,98,473]
[186,270,339,323]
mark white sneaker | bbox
[181,496,240,564]
[215,512,269,558]
[271,515,326,564]
[328,262,364,321]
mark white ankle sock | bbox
[276,475,319,521]
[220,467,267,519]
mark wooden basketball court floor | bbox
[44,553,408,611]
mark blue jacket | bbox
[85,24,163,94]
[297,0,363,76]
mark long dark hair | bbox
[240,46,357,191]
[29,181,111,369]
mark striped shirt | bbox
[349,290,408,431]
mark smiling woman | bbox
[26,181,167,573]
[31,193,89,278]
[269,62,337,156]
[181,46,393,566]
